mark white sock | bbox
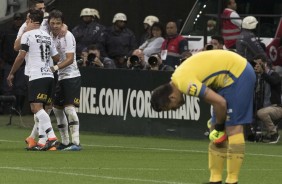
[29,114,39,139]
[53,107,69,145]
[65,106,80,145]
[36,109,56,145]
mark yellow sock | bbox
[226,133,245,184]
[209,141,227,182]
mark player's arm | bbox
[14,22,40,51]
[51,54,60,63]
[203,87,227,143]
[203,87,227,126]
[7,50,26,87]
[50,53,74,72]
[14,36,22,51]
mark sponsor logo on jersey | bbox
[188,84,197,96]
[41,67,50,73]
[74,98,80,105]
[47,97,52,104]
[37,93,48,101]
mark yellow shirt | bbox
[171,50,247,97]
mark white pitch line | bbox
[1,139,282,158]
[0,166,195,184]
[9,166,279,172]
[82,143,282,158]
[13,166,206,171]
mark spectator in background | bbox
[161,21,189,68]
[139,22,165,63]
[81,44,116,69]
[221,0,241,49]
[146,53,174,71]
[139,15,159,45]
[0,13,27,114]
[204,35,225,50]
[98,13,137,68]
[72,8,105,59]
[90,8,100,22]
[254,55,282,144]
[127,49,147,70]
[236,16,267,62]
[211,35,225,50]
[207,19,217,36]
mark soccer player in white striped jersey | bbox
[48,10,82,151]
[14,1,68,149]
[7,9,59,151]
[14,0,47,148]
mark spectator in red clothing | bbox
[160,21,189,69]
[221,0,241,49]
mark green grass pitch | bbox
[0,115,281,184]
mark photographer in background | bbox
[204,35,225,51]
[254,55,282,144]
[127,49,146,70]
[81,44,116,69]
[147,53,174,71]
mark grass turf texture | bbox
[0,115,281,184]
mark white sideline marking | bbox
[4,166,278,172]
[15,166,206,171]
[1,139,282,158]
[0,167,195,184]
[83,144,282,158]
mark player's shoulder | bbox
[64,31,76,42]
[65,30,75,38]
[41,29,51,36]
[22,29,38,37]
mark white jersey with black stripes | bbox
[20,29,58,81]
[52,31,81,81]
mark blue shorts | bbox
[211,62,256,126]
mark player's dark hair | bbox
[150,83,173,112]
[48,10,64,23]
[29,9,43,24]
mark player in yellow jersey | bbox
[151,50,256,184]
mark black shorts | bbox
[53,76,81,107]
[28,77,54,104]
